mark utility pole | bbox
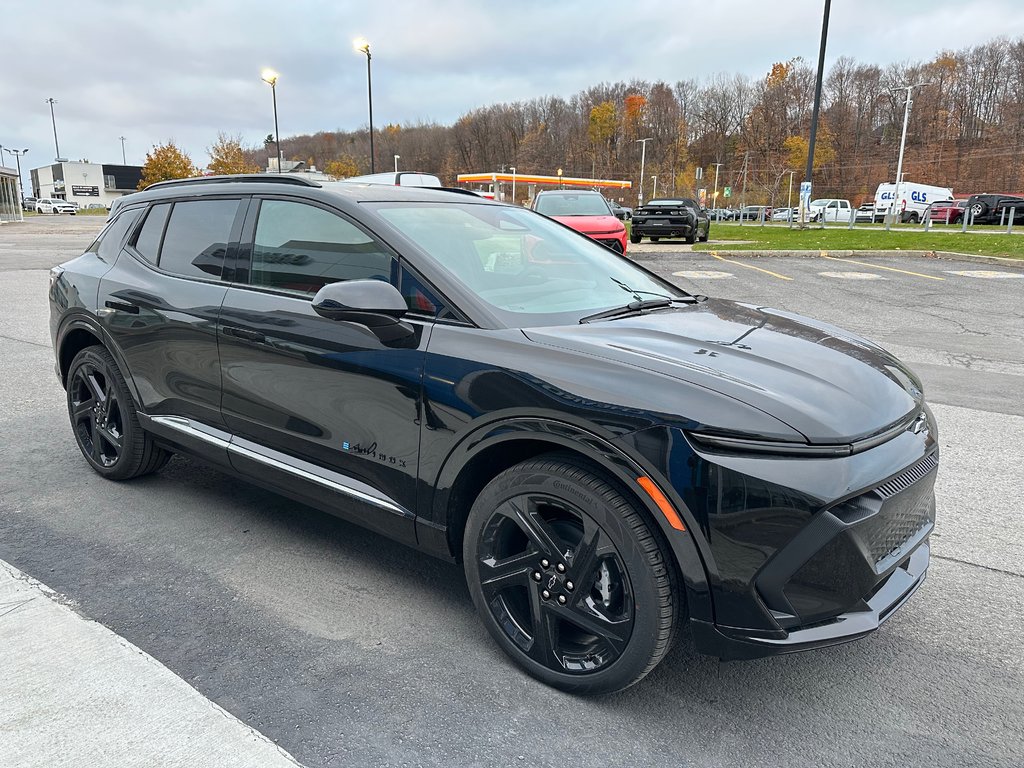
[739,152,749,225]
[787,170,796,227]
[801,0,831,226]
[886,82,932,231]
[119,136,126,164]
[636,138,653,206]
[45,97,62,161]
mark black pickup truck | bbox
[630,198,710,244]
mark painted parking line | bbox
[672,270,734,279]
[818,271,887,280]
[820,252,944,280]
[711,252,793,281]
[943,269,1024,279]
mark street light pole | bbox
[712,162,723,214]
[4,148,28,200]
[394,154,400,173]
[45,97,62,161]
[801,0,831,226]
[787,170,796,226]
[354,39,375,174]
[261,69,283,172]
[651,174,658,200]
[509,166,516,205]
[886,82,932,230]
[636,138,652,206]
[119,136,126,164]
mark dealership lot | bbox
[1,217,1022,767]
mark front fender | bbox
[422,415,714,625]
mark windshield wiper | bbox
[579,298,675,323]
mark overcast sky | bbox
[2,0,1023,174]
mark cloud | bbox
[1,0,1021,172]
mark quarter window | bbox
[158,199,240,279]
[88,208,143,262]
[250,199,393,294]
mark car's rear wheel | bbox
[66,346,171,480]
[685,232,697,244]
[463,456,679,694]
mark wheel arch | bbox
[423,418,713,623]
[57,315,142,407]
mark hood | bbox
[523,298,923,444]
[552,214,624,234]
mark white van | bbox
[873,182,952,223]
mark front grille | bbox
[875,453,938,499]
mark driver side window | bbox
[249,199,394,295]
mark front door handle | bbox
[104,300,140,314]
[222,326,267,343]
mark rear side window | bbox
[133,203,171,264]
[249,199,393,294]
[158,199,240,279]
[88,208,143,262]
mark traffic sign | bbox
[723,186,732,198]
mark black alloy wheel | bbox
[66,346,171,480]
[464,456,678,694]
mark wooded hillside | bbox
[246,36,1024,205]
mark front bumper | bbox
[692,541,929,659]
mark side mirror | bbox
[312,280,415,345]
[312,279,406,324]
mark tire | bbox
[629,233,641,244]
[463,455,679,694]
[66,346,171,480]
[907,212,919,224]
[699,228,709,242]
[685,232,697,244]
[970,201,988,218]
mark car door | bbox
[98,196,245,434]
[217,195,433,544]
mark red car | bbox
[531,190,628,254]
[926,199,968,224]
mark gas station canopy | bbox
[457,172,631,189]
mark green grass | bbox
[695,222,1024,259]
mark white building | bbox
[0,165,23,223]
[30,161,142,207]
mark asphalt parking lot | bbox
[1,216,1022,767]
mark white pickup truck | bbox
[807,198,853,223]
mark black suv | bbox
[966,193,1024,224]
[50,175,937,694]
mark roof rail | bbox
[143,174,322,191]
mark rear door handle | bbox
[222,326,266,343]
[104,300,139,314]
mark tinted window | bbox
[159,199,240,279]
[250,200,393,294]
[133,203,171,264]
[88,208,142,262]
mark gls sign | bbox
[880,190,930,203]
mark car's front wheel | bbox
[463,456,679,694]
[66,346,171,480]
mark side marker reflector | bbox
[636,476,686,531]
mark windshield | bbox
[534,193,611,217]
[371,202,685,326]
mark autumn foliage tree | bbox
[207,133,260,175]
[138,141,199,189]
[324,156,359,179]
